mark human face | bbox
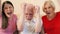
[25,6,34,20]
[43,3,55,16]
[4,3,14,18]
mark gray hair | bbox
[43,0,55,9]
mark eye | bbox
[9,6,12,8]
[29,13,33,15]
[25,13,28,15]
[4,7,8,9]
[44,8,47,10]
[48,6,51,9]
[9,7,11,8]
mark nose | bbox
[7,8,11,12]
[7,8,10,11]
[46,8,50,12]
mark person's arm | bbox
[13,15,19,34]
[35,32,40,34]
[35,19,44,34]
[40,26,45,34]
[17,18,24,34]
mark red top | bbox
[42,12,60,34]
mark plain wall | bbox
[1,0,60,24]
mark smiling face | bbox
[4,3,14,18]
[24,5,34,20]
[43,2,55,16]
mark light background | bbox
[1,0,60,24]
[1,0,60,17]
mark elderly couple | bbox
[0,0,60,34]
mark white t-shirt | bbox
[20,19,35,34]
[18,19,43,34]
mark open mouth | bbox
[46,12,51,15]
[47,13,50,14]
[7,12,12,15]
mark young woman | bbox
[42,0,60,34]
[0,1,17,34]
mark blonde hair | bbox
[43,0,55,9]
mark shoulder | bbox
[56,12,60,15]
[56,12,60,17]
[42,15,46,19]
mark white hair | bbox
[43,0,55,8]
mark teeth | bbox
[7,12,12,15]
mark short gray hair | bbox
[43,0,55,8]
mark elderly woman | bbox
[42,0,60,34]
[17,3,43,34]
